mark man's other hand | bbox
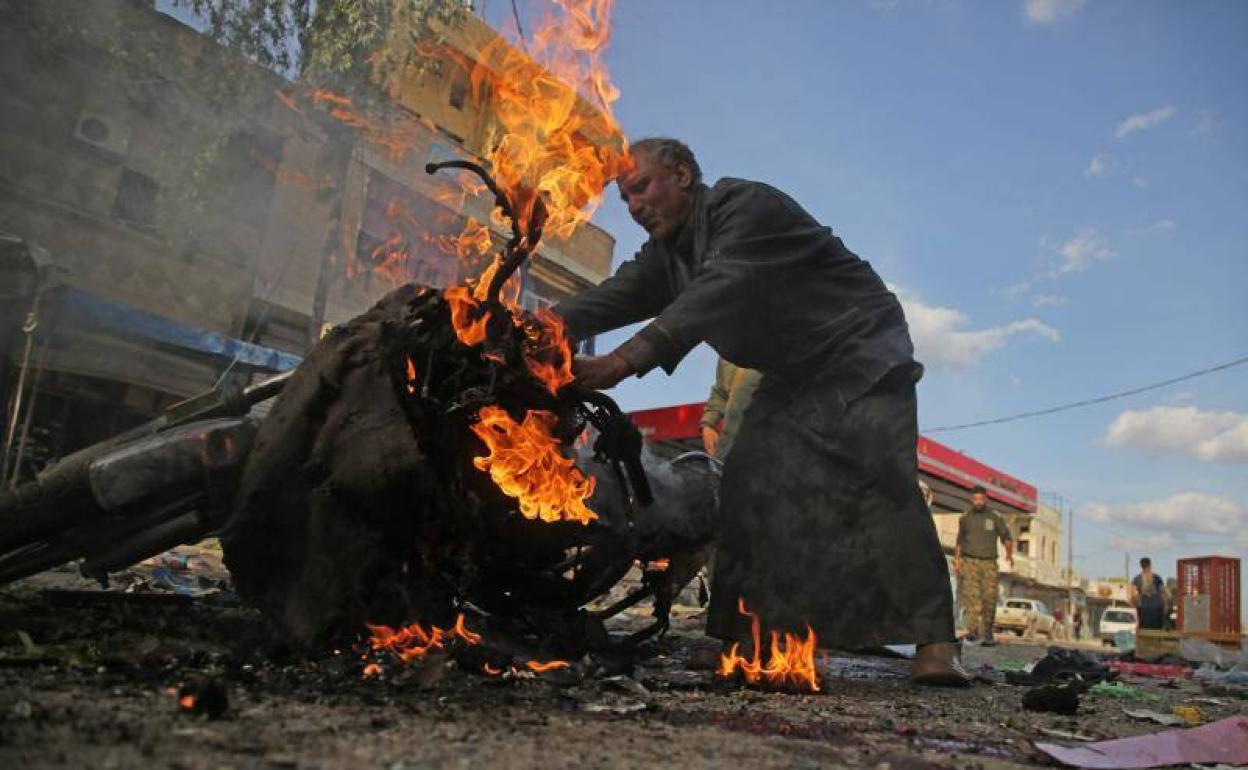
[573,352,633,390]
[701,426,720,456]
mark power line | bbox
[511,0,529,53]
[923,354,1248,434]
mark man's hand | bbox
[573,352,634,390]
[954,558,962,577]
[701,426,720,456]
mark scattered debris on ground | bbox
[4,566,1246,769]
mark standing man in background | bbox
[1131,557,1169,630]
[955,486,1014,646]
[699,357,762,461]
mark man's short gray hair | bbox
[630,137,703,184]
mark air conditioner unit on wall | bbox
[72,112,130,158]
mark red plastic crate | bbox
[1177,556,1241,635]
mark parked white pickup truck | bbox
[994,598,1058,638]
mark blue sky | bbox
[493,0,1248,587]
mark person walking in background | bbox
[1131,557,1169,630]
[1073,607,1084,640]
[955,485,1014,646]
[699,357,762,461]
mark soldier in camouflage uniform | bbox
[955,486,1014,646]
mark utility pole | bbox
[1066,506,1074,586]
[1125,552,1130,582]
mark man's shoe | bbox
[911,642,972,687]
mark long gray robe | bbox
[555,179,954,648]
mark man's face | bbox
[971,492,987,510]
[618,150,695,242]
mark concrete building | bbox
[1015,500,1065,587]
[0,1,613,480]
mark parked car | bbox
[1098,606,1139,646]
[994,598,1058,638]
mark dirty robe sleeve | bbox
[626,183,824,375]
[551,246,672,343]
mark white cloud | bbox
[1085,492,1248,541]
[1116,105,1177,138]
[1023,0,1086,25]
[1192,110,1224,137]
[1002,280,1033,299]
[1127,218,1176,235]
[1056,229,1115,274]
[898,294,1060,369]
[1084,153,1110,177]
[1104,406,1248,463]
[1031,293,1069,307]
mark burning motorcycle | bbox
[0,162,717,658]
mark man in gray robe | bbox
[555,137,967,685]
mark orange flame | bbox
[362,662,383,678]
[305,4,622,520]
[178,694,196,711]
[717,599,820,693]
[404,355,418,394]
[433,216,494,264]
[520,308,576,394]
[472,0,628,240]
[436,0,623,391]
[309,89,421,162]
[525,659,571,673]
[365,612,480,665]
[452,613,483,645]
[470,406,597,525]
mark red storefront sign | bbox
[916,436,1036,512]
[629,402,1037,512]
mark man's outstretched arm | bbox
[553,247,671,342]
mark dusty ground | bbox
[1,565,1244,770]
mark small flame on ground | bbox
[470,405,597,525]
[717,598,820,693]
[178,694,196,711]
[482,663,503,676]
[452,613,483,645]
[365,612,480,666]
[525,659,571,673]
[362,662,384,678]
